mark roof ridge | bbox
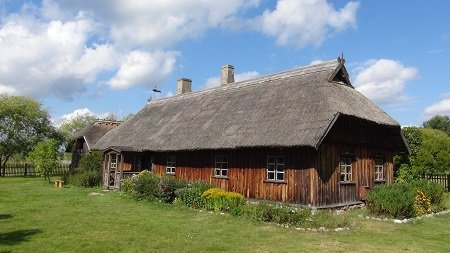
[148,59,339,105]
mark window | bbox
[166,157,176,175]
[214,156,228,178]
[340,157,353,183]
[267,156,284,182]
[374,158,384,181]
[110,154,117,169]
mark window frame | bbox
[374,158,385,182]
[110,154,117,169]
[214,155,228,178]
[339,157,353,183]
[266,156,285,182]
[166,156,176,175]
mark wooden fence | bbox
[1,163,70,177]
[422,174,450,192]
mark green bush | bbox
[61,170,102,188]
[132,170,160,201]
[78,170,102,187]
[201,188,244,212]
[121,177,134,194]
[366,180,446,218]
[366,183,416,218]
[158,176,187,203]
[174,181,213,208]
[410,180,446,206]
[120,171,188,203]
[78,151,103,173]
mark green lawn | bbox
[1,177,449,253]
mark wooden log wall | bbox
[313,143,393,206]
[111,116,398,206]
[150,144,393,207]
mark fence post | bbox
[447,174,450,192]
[25,163,28,176]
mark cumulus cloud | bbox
[203,71,260,89]
[54,0,260,49]
[353,59,418,106]
[423,96,450,119]
[257,0,359,47]
[107,50,178,89]
[0,13,108,99]
[55,107,111,126]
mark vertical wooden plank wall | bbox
[150,144,393,207]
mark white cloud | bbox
[55,107,112,126]
[61,108,95,121]
[203,71,260,89]
[107,50,178,89]
[0,12,118,99]
[423,98,450,119]
[54,0,260,49]
[353,59,418,106]
[257,0,359,47]
[310,59,325,65]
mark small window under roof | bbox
[330,65,352,87]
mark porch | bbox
[102,148,151,189]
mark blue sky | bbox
[0,0,449,126]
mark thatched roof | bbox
[74,120,121,151]
[94,59,407,152]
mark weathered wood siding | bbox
[313,143,393,206]
[107,116,399,206]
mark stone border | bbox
[359,210,450,224]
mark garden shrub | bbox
[410,180,446,206]
[158,176,187,203]
[132,170,160,201]
[366,180,446,218]
[366,183,416,218]
[121,177,135,194]
[61,170,102,188]
[175,181,213,208]
[120,171,188,203]
[78,151,103,173]
[201,188,244,212]
[62,152,104,188]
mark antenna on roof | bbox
[337,52,345,64]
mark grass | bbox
[0,177,449,253]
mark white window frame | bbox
[214,155,228,178]
[267,156,285,182]
[110,154,117,169]
[166,157,176,175]
[340,157,353,183]
[374,158,384,182]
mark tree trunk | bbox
[1,156,11,177]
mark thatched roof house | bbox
[97,58,409,207]
[70,119,121,170]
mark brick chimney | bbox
[177,78,192,95]
[221,64,234,86]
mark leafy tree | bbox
[0,94,61,176]
[414,128,450,174]
[395,127,450,181]
[423,115,450,136]
[29,139,59,182]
